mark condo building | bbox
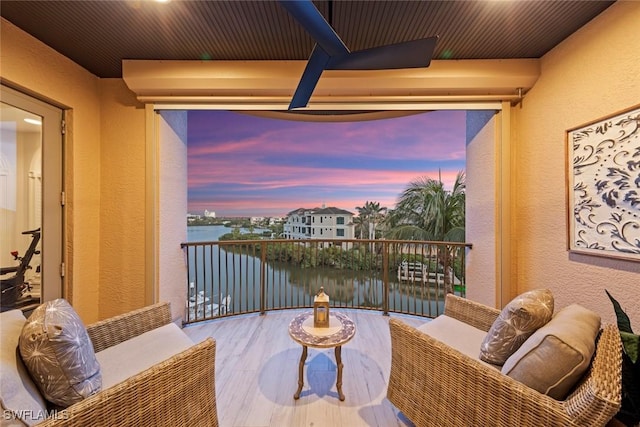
[283,207,354,240]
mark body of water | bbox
[185,225,446,318]
[187,224,270,242]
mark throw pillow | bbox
[19,299,101,407]
[502,303,601,400]
[479,289,554,365]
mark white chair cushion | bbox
[417,315,488,362]
[0,309,47,426]
[96,323,194,389]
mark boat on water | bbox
[186,283,231,319]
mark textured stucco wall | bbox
[1,19,149,322]
[98,79,147,318]
[513,1,640,325]
[465,111,498,308]
[1,18,102,322]
[158,111,188,321]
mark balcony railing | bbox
[180,238,471,324]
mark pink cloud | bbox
[189,111,466,163]
[188,111,466,216]
[189,158,462,190]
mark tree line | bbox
[218,171,466,293]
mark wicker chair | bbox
[38,302,219,427]
[387,294,622,427]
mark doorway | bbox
[1,85,63,312]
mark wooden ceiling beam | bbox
[123,58,539,109]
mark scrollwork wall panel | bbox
[568,105,640,260]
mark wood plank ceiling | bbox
[0,0,615,79]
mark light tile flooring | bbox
[183,309,429,427]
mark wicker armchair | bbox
[39,302,218,427]
[387,294,622,427]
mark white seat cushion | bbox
[417,315,488,362]
[0,309,47,426]
[96,323,194,389]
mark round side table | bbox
[288,311,356,401]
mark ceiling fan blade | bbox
[279,1,438,109]
[288,44,331,109]
[279,0,349,57]
[327,37,439,70]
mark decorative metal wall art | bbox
[567,105,640,260]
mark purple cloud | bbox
[188,110,466,216]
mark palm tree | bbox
[355,201,387,240]
[386,171,466,293]
[352,215,366,239]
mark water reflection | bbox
[270,261,381,307]
[187,246,445,316]
[185,226,448,318]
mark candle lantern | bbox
[313,287,330,328]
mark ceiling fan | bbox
[279,0,438,110]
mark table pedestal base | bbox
[293,345,345,401]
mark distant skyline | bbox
[188,110,466,217]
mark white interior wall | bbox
[465,111,498,307]
[158,110,188,321]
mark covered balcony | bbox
[2,0,637,336]
[183,308,426,427]
[1,1,638,426]
[175,238,461,426]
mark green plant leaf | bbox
[621,331,639,364]
[606,289,634,334]
[620,353,640,424]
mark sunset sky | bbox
[188,110,466,217]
